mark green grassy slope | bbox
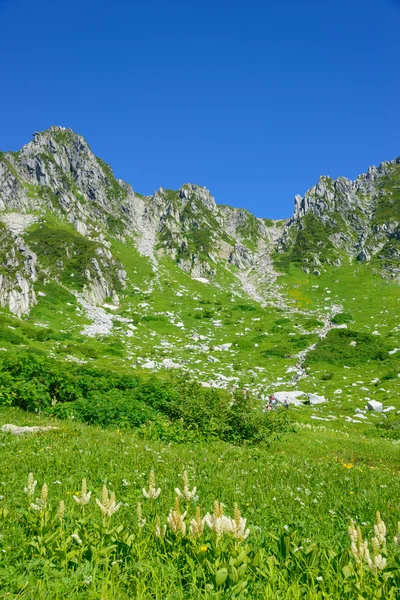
[0,405,399,598]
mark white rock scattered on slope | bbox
[162,358,180,369]
[273,391,306,407]
[367,400,383,412]
[142,361,156,369]
[308,393,327,405]
[192,277,209,284]
[1,424,58,435]
[79,296,115,336]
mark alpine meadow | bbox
[0,127,400,598]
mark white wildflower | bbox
[71,532,82,544]
[155,516,166,538]
[189,506,205,538]
[175,471,197,502]
[95,484,121,518]
[348,520,358,544]
[231,503,250,541]
[24,473,37,497]
[57,500,65,525]
[373,511,386,547]
[30,483,48,512]
[204,501,233,538]
[73,478,92,506]
[167,497,187,535]
[137,502,146,529]
[142,471,161,500]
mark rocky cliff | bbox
[1,126,400,316]
[278,158,400,277]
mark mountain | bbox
[1,127,400,318]
[278,158,400,277]
[0,126,283,316]
[1,126,400,414]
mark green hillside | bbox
[0,128,400,597]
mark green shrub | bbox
[0,351,291,444]
[370,417,400,440]
[305,329,389,367]
[321,372,333,380]
[52,390,157,428]
[331,312,353,324]
[303,318,324,330]
[232,304,257,312]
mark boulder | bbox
[273,391,305,407]
[308,393,327,405]
[162,358,180,369]
[214,343,232,351]
[1,424,58,435]
[142,361,155,369]
[367,400,383,412]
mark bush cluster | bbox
[305,329,391,367]
[0,350,294,444]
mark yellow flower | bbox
[245,502,250,506]
[349,492,354,495]
[66,491,71,495]
[200,545,208,552]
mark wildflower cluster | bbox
[73,478,92,507]
[142,471,161,499]
[175,471,197,502]
[348,512,387,573]
[96,484,122,518]
[203,500,250,541]
[30,483,48,513]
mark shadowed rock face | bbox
[0,126,400,315]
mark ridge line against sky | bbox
[0,0,399,219]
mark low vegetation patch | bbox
[0,351,291,444]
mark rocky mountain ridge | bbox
[0,126,400,317]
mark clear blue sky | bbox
[0,0,398,219]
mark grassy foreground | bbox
[0,407,399,598]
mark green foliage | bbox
[276,212,343,270]
[0,415,399,599]
[275,317,291,325]
[232,303,257,312]
[0,352,287,444]
[235,211,263,249]
[305,329,390,367]
[373,163,400,224]
[332,312,353,324]
[372,416,400,440]
[25,219,105,290]
[52,390,157,428]
[0,350,139,410]
[303,317,324,330]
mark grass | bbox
[0,406,399,598]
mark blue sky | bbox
[0,0,398,219]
